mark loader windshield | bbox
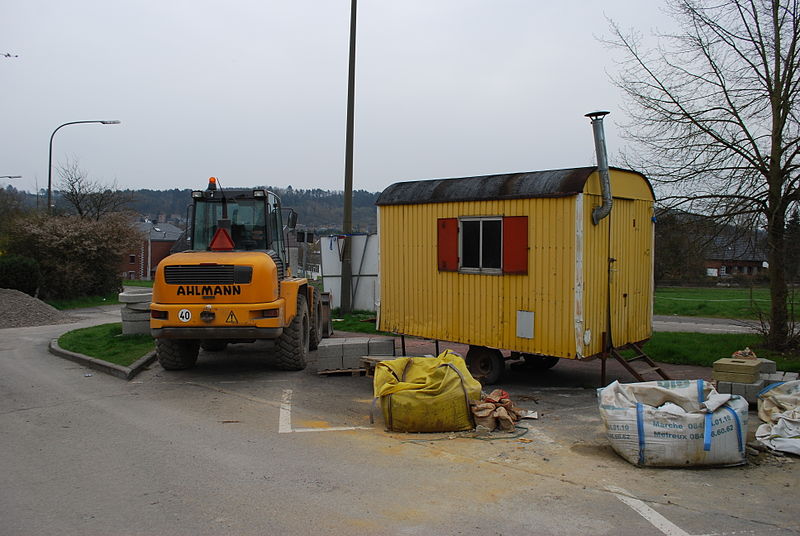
[192,193,282,252]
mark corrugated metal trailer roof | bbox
[376,166,652,206]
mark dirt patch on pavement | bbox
[0,288,76,328]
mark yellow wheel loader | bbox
[150,177,329,370]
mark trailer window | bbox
[460,218,501,272]
[437,216,527,274]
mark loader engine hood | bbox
[152,250,280,304]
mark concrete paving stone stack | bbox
[316,336,396,372]
[713,358,798,403]
[118,289,153,335]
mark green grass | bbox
[124,279,154,288]
[47,292,121,310]
[653,286,800,319]
[58,322,154,367]
[330,309,393,335]
[637,331,800,372]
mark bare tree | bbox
[608,0,800,348]
[57,158,134,220]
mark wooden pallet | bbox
[317,368,366,377]
[361,355,398,377]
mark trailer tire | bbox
[201,340,228,352]
[275,294,309,371]
[466,346,504,385]
[523,354,559,371]
[157,339,200,370]
[309,292,323,351]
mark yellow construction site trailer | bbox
[375,165,655,382]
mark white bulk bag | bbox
[598,380,748,467]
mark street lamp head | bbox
[101,120,121,124]
[0,175,22,179]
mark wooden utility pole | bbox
[341,0,357,313]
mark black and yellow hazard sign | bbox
[225,311,238,324]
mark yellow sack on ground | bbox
[373,349,482,432]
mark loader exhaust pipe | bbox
[586,111,612,225]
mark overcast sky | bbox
[1,1,669,195]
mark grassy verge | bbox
[58,323,154,367]
[653,286,800,319]
[639,331,800,372]
[47,292,121,310]
[330,310,392,335]
[124,279,154,288]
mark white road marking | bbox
[606,486,691,536]
[279,389,370,434]
[279,389,293,433]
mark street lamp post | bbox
[47,120,121,213]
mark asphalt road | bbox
[1,307,796,535]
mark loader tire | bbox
[275,294,309,371]
[157,338,200,370]
[309,291,323,351]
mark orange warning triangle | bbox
[209,227,235,251]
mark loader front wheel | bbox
[275,295,309,371]
[466,346,504,385]
[309,292,323,351]
[156,338,200,370]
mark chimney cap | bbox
[585,111,610,119]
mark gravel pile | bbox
[0,288,76,328]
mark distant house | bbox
[704,231,767,278]
[121,221,184,280]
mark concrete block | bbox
[121,320,150,335]
[125,301,152,312]
[342,338,369,359]
[761,373,785,383]
[342,354,363,369]
[368,337,395,356]
[317,354,343,371]
[744,379,766,402]
[758,359,777,374]
[713,358,760,374]
[713,370,760,383]
[731,382,747,397]
[118,290,153,304]
[785,371,799,381]
[121,309,150,322]
[715,381,733,394]
[315,339,343,359]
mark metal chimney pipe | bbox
[586,111,612,225]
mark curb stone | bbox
[48,339,156,380]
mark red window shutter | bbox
[437,218,458,271]
[503,216,528,274]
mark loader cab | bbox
[190,180,287,266]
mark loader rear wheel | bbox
[275,294,309,371]
[309,292,323,351]
[466,346,504,385]
[156,339,200,370]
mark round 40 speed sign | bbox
[178,309,192,322]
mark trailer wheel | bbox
[200,340,228,352]
[523,354,559,371]
[309,292,323,351]
[466,346,504,384]
[156,339,200,370]
[275,294,309,371]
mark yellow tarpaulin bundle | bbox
[373,350,482,432]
